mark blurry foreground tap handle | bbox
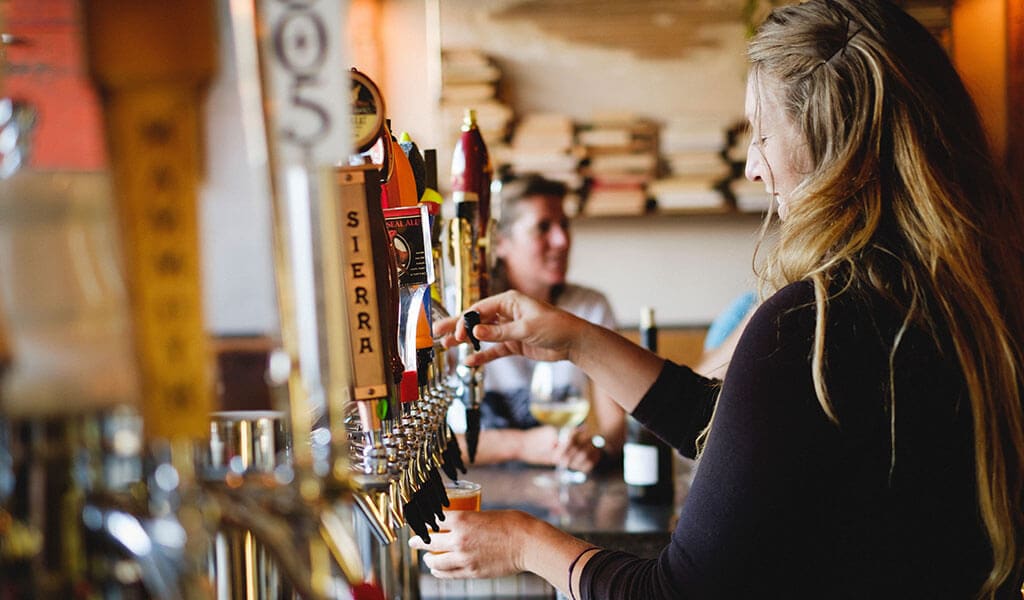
[81,0,217,441]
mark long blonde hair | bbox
[748,0,1024,596]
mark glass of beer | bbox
[444,480,482,511]
[429,480,482,555]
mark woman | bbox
[414,1,1024,597]
[462,174,624,473]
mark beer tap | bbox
[79,2,221,597]
[335,159,402,543]
[419,145,468,483]
[380,125,455,543]
[342,73,411,548]
[0,68,191,600]
[447,109,495,463]
[212,2,385,597]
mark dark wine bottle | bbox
[624,306,675,504]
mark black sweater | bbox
[581,281,1020,598]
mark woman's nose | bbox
[745,145,762,183]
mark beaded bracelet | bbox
[567,546,601,600]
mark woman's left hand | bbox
[410,510,533,579]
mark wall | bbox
[388,0,1016,328]
[437,0,749,122]
[570,215,765,327]
[429,0,762,327]
[10,1,1008,334]
[195,0,1018,332]
[1,0,105,169]
[952,0,1007,159]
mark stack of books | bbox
[502,112,583,190]
[579,112,659,216]
[648,176,728,212]
[440,48,514,155]
[649,118,729,212]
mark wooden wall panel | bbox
[1008,0,1024,194]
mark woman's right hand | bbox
[435,290,591,368]
[437,290,665,415]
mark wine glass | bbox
[529,362,591,488]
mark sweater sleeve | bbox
[631,361,721,459]
[580,282,843,598]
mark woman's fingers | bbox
[408,529,454,553]
[409,510,531,579]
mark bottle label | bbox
[623,442,659,486]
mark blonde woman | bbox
[414,1,1024,597]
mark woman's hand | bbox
[436,289,666,416]
[433,290,589,368]
[410,510,533,579]
[411,508,603,597]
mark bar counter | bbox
[418,457,696,599]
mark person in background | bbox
[457,174,625,474]
[693,290,757,378]
[416,1,1024,597]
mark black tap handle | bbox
[413,483,440,532]
[403,497,430,543]
[463,311,481,351]
[440,426,467,480]
[440,438,459,481]
[429,467,450,512]
[465,406,481,464]
[418,469,447,531]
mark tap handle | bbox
[402,494,431,543]
[427,466,449,516]
[463,310,482,351]
[440,426,467,481]
[464,406,481,464]
[417,485,441,533]
[408,468,445,536]
[337,165,399,427]
[352,582,387,600]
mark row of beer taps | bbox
[0,1,496,598]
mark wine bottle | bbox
[623,306,675,504]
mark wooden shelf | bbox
[572,207,768,222]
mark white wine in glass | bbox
[529,362,591,486]
[529,397,590,431]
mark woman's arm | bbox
[441,291,665,415]
[410,509,601,597]
[590,383,625,455]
